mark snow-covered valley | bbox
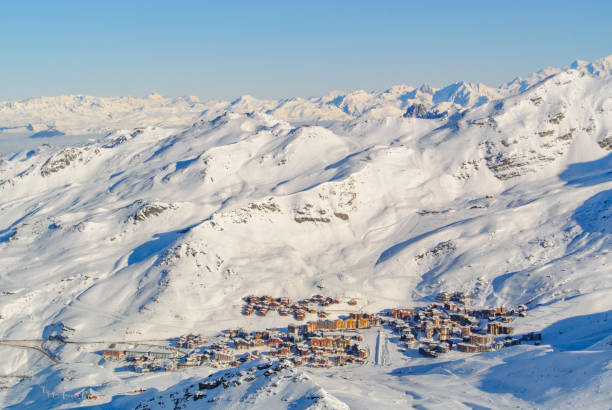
[0,55,611,409]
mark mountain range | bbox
[0,55,611,409]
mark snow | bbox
[0,55,612,408]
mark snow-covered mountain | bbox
[0,55,611,409]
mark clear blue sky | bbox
[1,0,611,101]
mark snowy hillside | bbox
[0,55,611,409]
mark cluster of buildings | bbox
[389,292,539,358]
[303,313,382,332]
[241,294,345,320]
[98,291,541,374]
[219,325,369,367]
[99,310,379,373]
[100,349,180,373]
[177,334,206,349]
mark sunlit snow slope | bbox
[0,55,611,409]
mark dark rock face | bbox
[404,103,428,118]
[598,135,612,150]
[40,148,83,177]
[403,103,447,119]
[132,202,172,223]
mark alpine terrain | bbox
[0,55,611,409]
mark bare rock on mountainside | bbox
[40,146,99,176]
[129,201,177,223]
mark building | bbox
[357,318,371,329]
[266,338,283,348]
[287,324,300,336]
[487,322,500,335]
[234,339,250,350]
[101,350,125,360]
[469,334,494,345]
[125,350,176,360]
[391,309,414,320]
[457,343,480,353]
[311,337,333,348]
[213,351,234,362]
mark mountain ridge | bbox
[0,55,611,408]
[1,54,610,138]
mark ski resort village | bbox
[95,292,542,377]
[1,49,612,408]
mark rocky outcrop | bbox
[403,103,447,119]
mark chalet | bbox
[418,346,437,358]
[234,339,250,350]
[278,297,290,306]
[245,295,259,304]
[178,334,206,349]
[311,337,333,348]
[101,350,125,360]
[227,328,245,338]
[266,338,284,348]
[435,292,451,302]
[254,331,269,340]
[334,337,350,347]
